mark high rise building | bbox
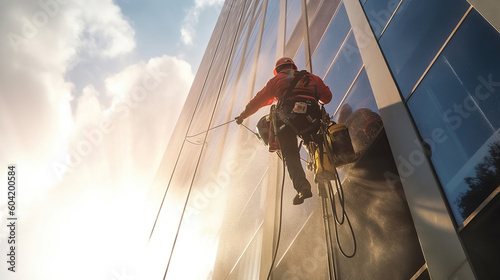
[146,0,500,279]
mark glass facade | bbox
[146,0,500,279]
[407,9,500,223]
[361,0,500,278]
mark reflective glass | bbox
[407,9,500,224]
[460,193,500,280]
[294,42,306,70]
[333,69,379,119]
[312,3,350,79]
[363,0,400,37]
[254,0,279,101]
[245,13,261,58]
[286,0,302,42]
[156,1,274,278]
[323,32,363,116]
[265,0,279,27]
[334,68,383,155]
[379,0,470,97]
[308,0,341,52]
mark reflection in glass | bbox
[363,0,400,37]
[407,9,500,223]
[286,0,302,42]
[254,0,279,91]
[294,42,306,70]
[457,141,500,220]
[323,32,363,115]
[379,0,469,97]
[311,3,350,79]
[334,69,383,155]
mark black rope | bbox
[266,150,286,280]
[318,106,356,259]
[323,145,356,259]
[329,175,356,258]
[320,181,336,279]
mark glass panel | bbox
[460,192,500,280]
[407,9,500,224]
[156,1,272,278]
[308,0,342,55]
[254,0,279,105]
[294,42,306,70]
[311,3,350,79]
[226,227,264,279]
[363,0,400,37]
[286,0,302,42]
[274,168,320,265]
[334,69,383,156]
[265,0,279,28]
[245,13,262,59]
[379,0,470,97]
[323,32,363,116]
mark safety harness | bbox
[275,70,321,137]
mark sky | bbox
[0,0,224,279]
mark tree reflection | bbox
[457,141,500,220]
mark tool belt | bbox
[276,99,321,138]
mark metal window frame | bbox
[342,0,476,279]
[467,0,500,33]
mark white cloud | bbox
[181,0,224,45]
[73,0,136,58]
[0,0,194,278]
[0,0,136,204]
[27,54,194,280]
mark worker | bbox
[235,57,332,205]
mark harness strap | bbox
[277,70,312,108]
[275,70,322,137]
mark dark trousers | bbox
[277,125,311,192]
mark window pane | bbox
[286,0,302,42]
[334,68,383,155]
[407,9,500,224]
[312,3,350,79]
[323,32,363,115]
[254,0,279,91]
[293,42,305,70]
[379,0,469,97]
[308,0,342,56]
[363,0,400,37]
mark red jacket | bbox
[239,69,332,119]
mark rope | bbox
[266,133,287,280]
[321,127,357,259]
[185,119,236,139]
[182,120,260,147]
[330,174,357,258]
[241,123,260,138]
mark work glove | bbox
[235,116,243,125]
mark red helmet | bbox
[273,57,297,75]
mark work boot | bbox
[293,187,313,205]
